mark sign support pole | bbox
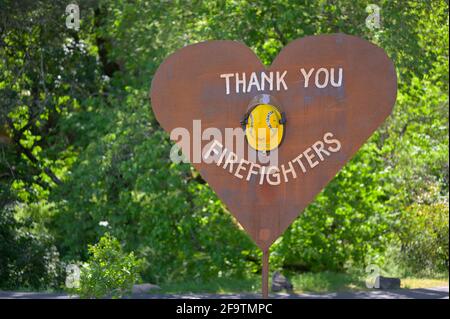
[262,248,269,298]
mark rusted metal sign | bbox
[150,34,397,295]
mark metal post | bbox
[262,248,269,299]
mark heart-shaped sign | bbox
[150,34,397,252]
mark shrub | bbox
[399,199,449,275]
[74,233,143,298]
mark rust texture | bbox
[150,34,397,251]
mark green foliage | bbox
[0,0,448,291]
[399,190,449,275]
[0,205,61,290]
[74,233,143,299]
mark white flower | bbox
[99,221,109,227]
